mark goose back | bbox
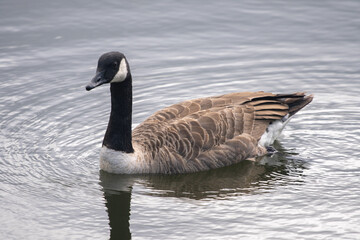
[131,91,313,174]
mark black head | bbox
[86,51,131,91]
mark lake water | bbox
[1,0,360,239]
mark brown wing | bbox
[132,92,313,173]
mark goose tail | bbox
[257,92,313,148]
[276,92,314,117]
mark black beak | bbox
[86,71,107,91]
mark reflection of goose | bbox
[99,144,306,240]
[87,52,313,174]
[100,173,133,240]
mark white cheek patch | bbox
[111,58,128,83]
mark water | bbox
[1,0,360,239]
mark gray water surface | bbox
[1,0,360,239]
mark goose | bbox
[86,51,313,174]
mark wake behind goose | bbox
[86,51,313,174]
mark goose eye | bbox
[112,62,118,68]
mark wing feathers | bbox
[132,91,313,173]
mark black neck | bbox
[102,76,134,153]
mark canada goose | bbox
[86,51,313,174]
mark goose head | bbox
[86,51,131,91]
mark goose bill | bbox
[86,71,107,91]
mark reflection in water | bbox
[100,174,134,240]
[99,142,307,239]
[104,191,132,240]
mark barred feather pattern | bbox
[131,91,313,174]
